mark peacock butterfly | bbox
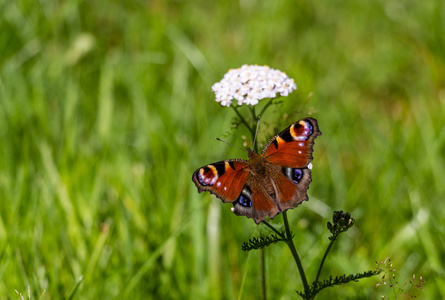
[192,118,321,224]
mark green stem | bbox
[313,235,337,287]
[249,102,262,300]
[249,106,257,126]
[258,97,276,117]
[282,212,310,297]
[232,106,253,134]
[258,220,285,300]
[260,248,266,300]
[248,106,259,153]
[261,220,285,238]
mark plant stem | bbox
[248,106,260,153]
[260,248,266,300]
[261,220,285,238]
[249,106,257,128]
[232,106,253,134]
[258,98,276,117]
[282,212,310,297]
[313,235,337,287]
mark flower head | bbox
[327,210,355,240]
[212,65,297,107]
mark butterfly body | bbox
[192,118,321,224]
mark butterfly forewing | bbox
[192,160,249,202]
[262,118,321,168]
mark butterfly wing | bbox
[191,118,321,225]
[262,118,321,211]
[192,159,250,203]
[192,158,279,224]
[263,118,321,167]
[237,176,281,224]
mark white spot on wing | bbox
[308,163,313,170]
[296,121,311,140]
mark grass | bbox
[1,0,444,298]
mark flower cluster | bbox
[327,210,355,240]
[375,257,425,298]
[212,65,297,107]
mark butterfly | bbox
[192,118,321,224]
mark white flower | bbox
[212,65,297,107]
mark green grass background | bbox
[1,0,444,299]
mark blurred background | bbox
[1,0,444,299]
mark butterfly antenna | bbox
[252,116,261,149]
[215,138,248,153]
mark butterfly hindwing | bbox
[275,166,313,211]
[231,173,281,224]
